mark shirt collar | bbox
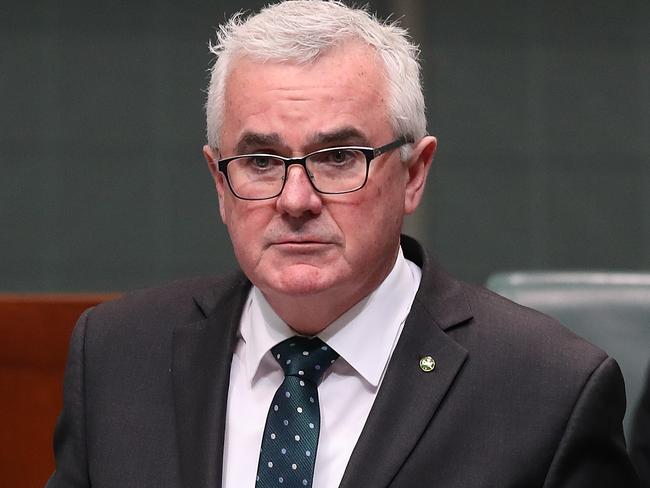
[240,246,421,387]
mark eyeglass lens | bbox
[227,148,368,199]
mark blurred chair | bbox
[485,271,650,441]
[0,294,119,488]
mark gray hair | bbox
[205,0,427,158]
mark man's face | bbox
[205,41,435,329]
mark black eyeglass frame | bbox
[216,135,415,201]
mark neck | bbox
[264,290,362,335]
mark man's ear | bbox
[404,136,437,214]
[203,144,227,224]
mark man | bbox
[47,1,639,487]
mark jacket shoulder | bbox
[90,272,248,322]
[75,272,249,354]
[459,280,609,375]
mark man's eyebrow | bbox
[233,128,370,155]
[309,127,370,147]
[235,132,283,154]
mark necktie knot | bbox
[271,336,339,385]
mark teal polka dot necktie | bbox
[255,336,339,488]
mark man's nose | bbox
[275,164,323,217]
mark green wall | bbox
[2,0,649,292]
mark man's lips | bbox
[269,239,331,246]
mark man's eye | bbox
[331,150,349,163]
[247,156,273,169]
[255,156,270,167]
[317,149,355,165]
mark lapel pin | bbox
[419,355,436,372]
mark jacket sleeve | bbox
[630,371,650,487]
[543,356,640,487]
[45,308,92,488]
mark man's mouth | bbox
[273,239,328,245]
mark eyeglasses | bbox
[217,136,414,200]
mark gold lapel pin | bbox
[419,355,436,372]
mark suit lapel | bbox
[171,274,250,488]
[338,301,468,488]
[339,236,472,488]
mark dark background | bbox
[2,0,649,292]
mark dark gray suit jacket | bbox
[631,370,650,486]
[47,236,640,487]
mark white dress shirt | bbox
[222,247,422,488]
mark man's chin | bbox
[260,264,340,297]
